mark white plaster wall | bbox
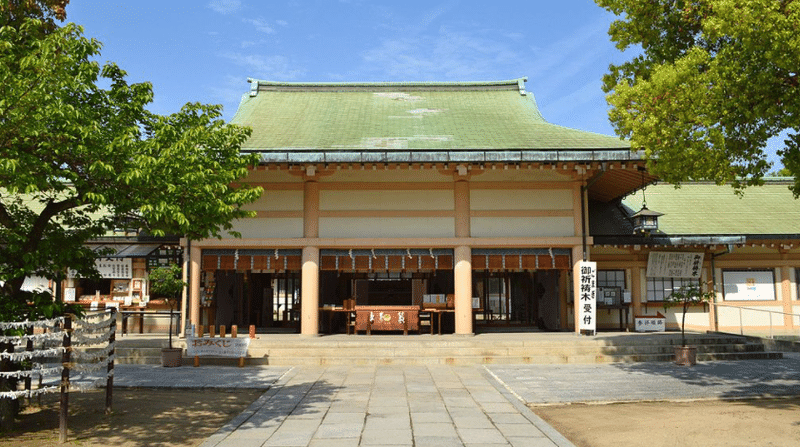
[243,190,303,211]
[320,217,453,238]
[321,169,451,183]
[321,190,453,211]
[471,189,572,210]
[471,217,574,237]
[716,305,786,327]
[470,169,572,182]
[596,309,630,328]
[231,218,303,238]
[244,169,304,184]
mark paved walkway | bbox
[77,354,800,447]
[199,365,572,447]
[488,354,800,405]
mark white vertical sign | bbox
[578,261,597,332]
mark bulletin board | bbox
[722,270,776,301]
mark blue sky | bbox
[66,1,785,168]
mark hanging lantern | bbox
[632,169,663,234]
[632,205,663,234]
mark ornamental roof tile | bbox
[231,78,630,152]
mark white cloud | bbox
[243,17,276,34]
[207,0,242,14]
[220,52,305,80]
[359,27,520,81]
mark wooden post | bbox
[24,327,32,404]
[106,309,116,415]
[194,324,203,367]
[220,326,226,338]
[249,325,255,339]
[209,325,215,338]
[59,315,72,444]
[232,326,245,367]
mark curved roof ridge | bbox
[247,77,529,95]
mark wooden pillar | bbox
[180,243,189,337]
[304,180,320,238]
[454,245,473,335]
[454,179,470,238]
[631,266,642,325]
[189,244,201,330]
[301,246,320,336]
[781,265,795,330]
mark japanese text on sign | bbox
[635,317,666,332]
[186,334,249,357]
[578,261,596,332]
[95,258,132,279]
[646,252,704,279]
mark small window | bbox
[647,277,699,302]
[597,270,625,289]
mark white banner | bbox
[646,252,704,279]
[187,334,250,358]
[578,261,597,332]
[94,258,133,279]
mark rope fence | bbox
[0,309,117,443]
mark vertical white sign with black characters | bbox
[578,261,597,334]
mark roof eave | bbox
[244,148,642,164]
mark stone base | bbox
[674,346,697,366]
[161,348,183,367]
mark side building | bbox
[591,179,800,336]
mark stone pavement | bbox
[199,365,573,447]
[487,353,800,405]
[78,354,800,447]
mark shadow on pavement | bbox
[611,358,800,408]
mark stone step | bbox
[115,341,765,358]
[112,332,785,365]
[114,344,783,366]
[121,350,783,366]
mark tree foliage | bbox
[662,284,714,347]
[147,264,185,301]
[1,0,69,29]
[596,0,800,194]
[0,15,262,304]
[147,264,185,348]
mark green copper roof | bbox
[622,180,800,236]
[231,78,630,152]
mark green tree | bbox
[0,17,262,305]
[596,0,800,194]
[147,265,186,349]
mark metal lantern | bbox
[632,205,663,234]
[632,168,663,234]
